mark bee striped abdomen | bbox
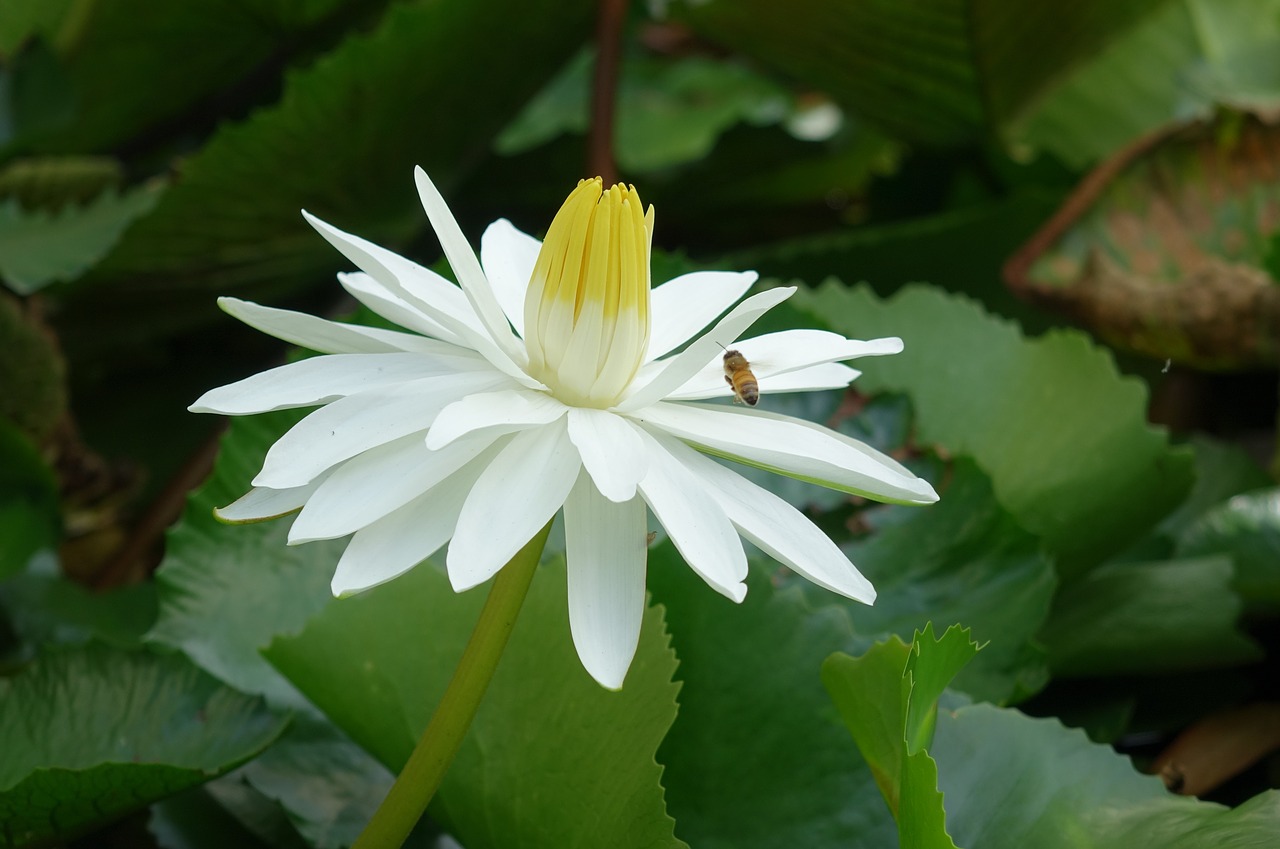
[722,349,759,406]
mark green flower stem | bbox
[353,522,554,849]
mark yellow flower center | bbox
[524,178,653,407]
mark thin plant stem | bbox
[588,0,628,184]
[352,522,554,849]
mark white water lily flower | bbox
[191,169,938,689]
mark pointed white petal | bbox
[614,287,795,413]
[214,473,329,523]
[254,371,511,489]
[302,211,483,337]
[648,270,758,359]
[426,388,568,450]
[636,401,938,505]
[565,408,648,503]
[666,361,860,401]
[658,436,875,602]
[190,352,477,415]
[304,211,532,384]
[757,363,861,395]
[564,474,647,689]
[414,167,526,365]
[480,218,541,338]
[724,329,902,373]
[219,297,441,354]
[632,426,747,602]
[337,271,464,345]
[331,447,498,596]
[447,420,580,591]
[288,429,500,543]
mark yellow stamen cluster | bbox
[524,178,653,407]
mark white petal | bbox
[480,218,541,338]
[632,426,747,602]
[666,361,860,402]
[426,388,568,450]
[757,363,861,395]
[304,211,532,385]
[566,408,649,503]
[725,330,902,374]
[254,371,511,489]
[219,297,442,354]
[214,474,329,523]
[658,436,875,602]
[564,474,647,689]
[337,271,464,345]
[190,352,478,415]
[614,287,795,413]
[331,446,498,596]
[648,270,758,359]
[635,401,938,505]
[288,429,500,543]
[447,419,581,591]
[414,167,527,366]
[302,211,483,339]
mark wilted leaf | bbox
[1006,115,1280,369]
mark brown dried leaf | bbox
[1006,114,1280,369]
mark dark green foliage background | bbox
[3,1,1280,847]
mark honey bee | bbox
[722,348,759,406]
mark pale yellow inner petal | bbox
[525,179,652,408]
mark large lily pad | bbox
[148,411,343,705]
[265,557,686,849]
[824,626,1280,849]
[1040,555,1261,677]
[1005,115,1280,369]
[791,282,1193,576]
[648,549,896,849]
[0,643,288,848]
[839,459,1055,705]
